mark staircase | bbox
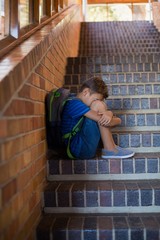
[36,21,160,240]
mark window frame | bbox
[0,0,67,59]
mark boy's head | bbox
[79,77,109,99]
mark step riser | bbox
[67,54,160,64]
[48,157,160,176]
[66,63,160,74]
[106,97,160,110]
[65,83,160,95]
[44,182,160,209]
[79,50,160,55]
[116,113,160,127]
[112,132,160,149]
[65,73,160,85]
[36,215,160,240]
[108,84,160,96]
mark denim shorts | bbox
[70,118,100,159]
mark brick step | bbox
[47,153,160,181]
[79,33,160,39]
[43,180,160,213]
[105,95,160,110]
[79,38,160,43]
[79,36,160,41]
[114,110,160,128]
[78,49,160,56]
[112,131,159,152]
[65,82,160,96]
[36,213,160,240]
[79,40,160,45]
[67,54,160,65]
[79,22,160,35]
[64,73,160,87]
[79,45,160,50]
[80,32,160,36]
[80,27,159,35]
[66,63,160,74]
[108,83,160,96]
[79,44,160,49]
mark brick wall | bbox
[152,2,160,32]
[0,4,82,240]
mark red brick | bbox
[110,159,121,174]
[4,99,34,116]
[2,178,17,206]
[0,163,9,185]
[18,84,30,99]
[3,137,23,161]
[0,120,8,138]
[17,167,32,191]
[3,217,19,240]
[9,155,23,178]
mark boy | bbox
[61,77,134,159]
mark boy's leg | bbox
[91,100,134,158]
[90,100,117,151]
[70,118,101,159]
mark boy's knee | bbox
[90,100,107,112]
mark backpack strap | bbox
[63,117,84,159]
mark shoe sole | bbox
[101,152,135,159]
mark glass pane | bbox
[0,0,5,39]
[19,0,29,28]
[108,4,132,21]
[86,3,151,22]
[87,5,108,21]
[52,0,57,12]
[40,0,46,18]
[133,3,152,21]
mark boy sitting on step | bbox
[61,76,134,159]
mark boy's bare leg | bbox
[99,125,116,151]
[90,100,119,151]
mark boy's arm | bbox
[107,115,121,127]
[84,110,121,127]
[84,109,113,126]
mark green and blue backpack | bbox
[45,87,83,158]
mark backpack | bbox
[45,87,83,158]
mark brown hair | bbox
[79,76,109,99]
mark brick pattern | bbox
[116,112,160,127]
[65,72,160,86]
[113,132,160,148]
[0,5,82,240]
[67,54,160,64]
[44,180,160,208]
[37,20,160,239]
[37,214,160,240]
[48,155,160,175]
[66,63,160,74]
[79,22,160,55]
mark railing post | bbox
[82,0,87,21]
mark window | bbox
[19,0,30,28]
[0,0,68,58]
[40,0,47,19]
[52,0,58,13]
[0,0,9,40]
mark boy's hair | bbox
[79,77,109,99]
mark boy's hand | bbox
[98,111,113,126]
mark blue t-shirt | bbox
[61,98,90,137]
